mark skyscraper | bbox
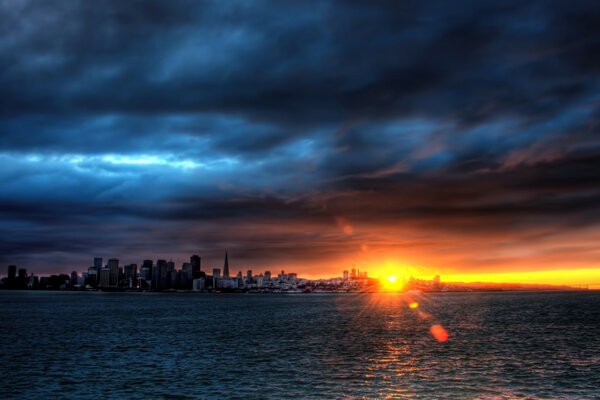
[70,271,78,287]
[7,265,16,288]
[166,261,175,289]
[190,255,201,278]
[124,264,137,288]
[99,268,111,287]
[223,251,230,278]
[142,259,153,281]
[108,258,119,287]
[153,259,166,290]
[17,268,27,289]
[94,257,103,269]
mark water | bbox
[1,291,599,399]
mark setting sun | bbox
[380,275,404,292]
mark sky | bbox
[1,0,599,284]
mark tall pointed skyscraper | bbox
[223,251,230,278]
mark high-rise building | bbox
[7,265,16,288]
[181,262,193,289]
[87,267,98,286]
[8,265,16,280]
[94,257,103,269]
[99,268,111,287]
[142,259,153,273]
[223,252,230,278]
[246,269,253,282]
[141,260,153,287]
[17,268,27,289]
[108,258,119,287]
[70,271,78,287]
[156,260,167,290]
[351,268,356,278]
[166,261,175,289]
[190,255,201,278]
[343,270,349,280]
[265,271,271,281]
[124,264,137,288]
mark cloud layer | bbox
[1,0,599,277]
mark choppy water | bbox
[1,291,599,399]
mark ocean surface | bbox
[1,291,599,399]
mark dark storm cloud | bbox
[2,0,598,122]
[0,0,599,273]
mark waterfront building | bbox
[28,275,39,289]
[343,270,349,280]
[192,278,205,291]
[212,268,221,288]
[94,257,103,269]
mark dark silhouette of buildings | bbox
[7,265,16,288]
[223,252,230,278]
[191,255,201,278]
[108,258,119,287]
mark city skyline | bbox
[2,252,381,293]
[1,1,599,286]
[1,252,371,282]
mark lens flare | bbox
[430,324,449,342]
